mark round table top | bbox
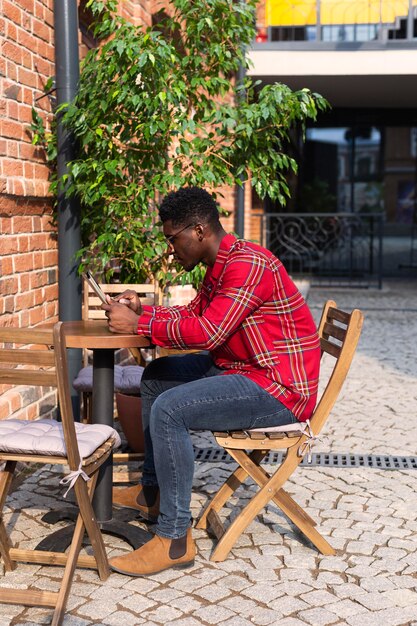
[62,320,150,349]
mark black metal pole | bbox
[54,0,82,418]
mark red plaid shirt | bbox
[137,234,320,421]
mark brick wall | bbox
[0,0,246,422]
[1,0,57,421]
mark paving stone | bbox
[165,618,205,626]
[245,606,282,626]
[326,598,369,618]
[192,604,236,623]
[355,591,399,611]
[217,618,254,626]
[147,588,185,603]
[194,582,232,602]
[269,595,310,615]
[245,568,279,582]
[168,595,203,613]
[345,540,376,555]
[142,605,184,623]
[347,605,417,626]
[388,574,417,590]
[219,595,259,617]
[241,583,285,604]
[359,575,397,592]
[268,617,306,626]
[103,610,147,625]
[298,607,339,625]
[76,599,118,620]
[384,588,417,607]
[315,571,346,586]
[300,589,338,606]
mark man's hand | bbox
[109,289,142,314]
[102,301,140,334]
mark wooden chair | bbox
[0,323,120,626]
[82,278,161,365]
[78,278,161,422]
[77,278,161,482]
[196,301,364,562]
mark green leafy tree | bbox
[32,0,328,288]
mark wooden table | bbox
[63,321,149,524]
[36,320,153,551]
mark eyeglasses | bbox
[165,223,195,246]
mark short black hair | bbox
[158,187,221,229]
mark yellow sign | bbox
[266,1,417,27]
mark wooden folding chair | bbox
[196,300,364,562]
[0,323,120,626]
[77,278,162,482]
[79,278,161,422]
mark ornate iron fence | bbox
[258,212,383,288]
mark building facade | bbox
[252,0,417,234]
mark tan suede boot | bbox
[109,527,196,576]
[112,484,160,522]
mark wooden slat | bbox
[0,588,58,608]
[213,431,228,439]
[0,328,53,344]
[207,509,225,541]
[113,451,144,463]
[90,283,156,295]
[9,548,98,569]
[113,470,141,483]
[320,337,341,358]
[327,307,350,325]
[322,321,346,342]
[0,350,55,365]
[0,369,57,386]
[230,431,249,439]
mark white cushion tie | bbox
[296,420,326,463]
[60,461,90,498]
[250,419,324,463]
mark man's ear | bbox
[195,223,204,241]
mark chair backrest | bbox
[311,300,364,435]
[82,279,161,321]
[0,327,56,389]
[0,323,82,470]
[82,279,161,365]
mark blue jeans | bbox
[140,352,297,539]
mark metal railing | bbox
[257,212,384,288]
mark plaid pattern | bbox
[138,234,320,421]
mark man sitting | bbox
[103,186,321,577]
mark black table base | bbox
[38,507,152,551]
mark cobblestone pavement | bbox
[1,278,417,626]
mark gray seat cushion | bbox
[73,364,144,395]
[0,419,121,458]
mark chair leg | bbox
[51,504,87,626]
[0,516,15,572]
[81,392,92,423]
[0,461,17,571]
[273,488,336,556]
[196,450,267,530]
[208,447,335,561]
[51,472,109,626]
[74,472,110,580]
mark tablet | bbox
[82,271,108,304]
